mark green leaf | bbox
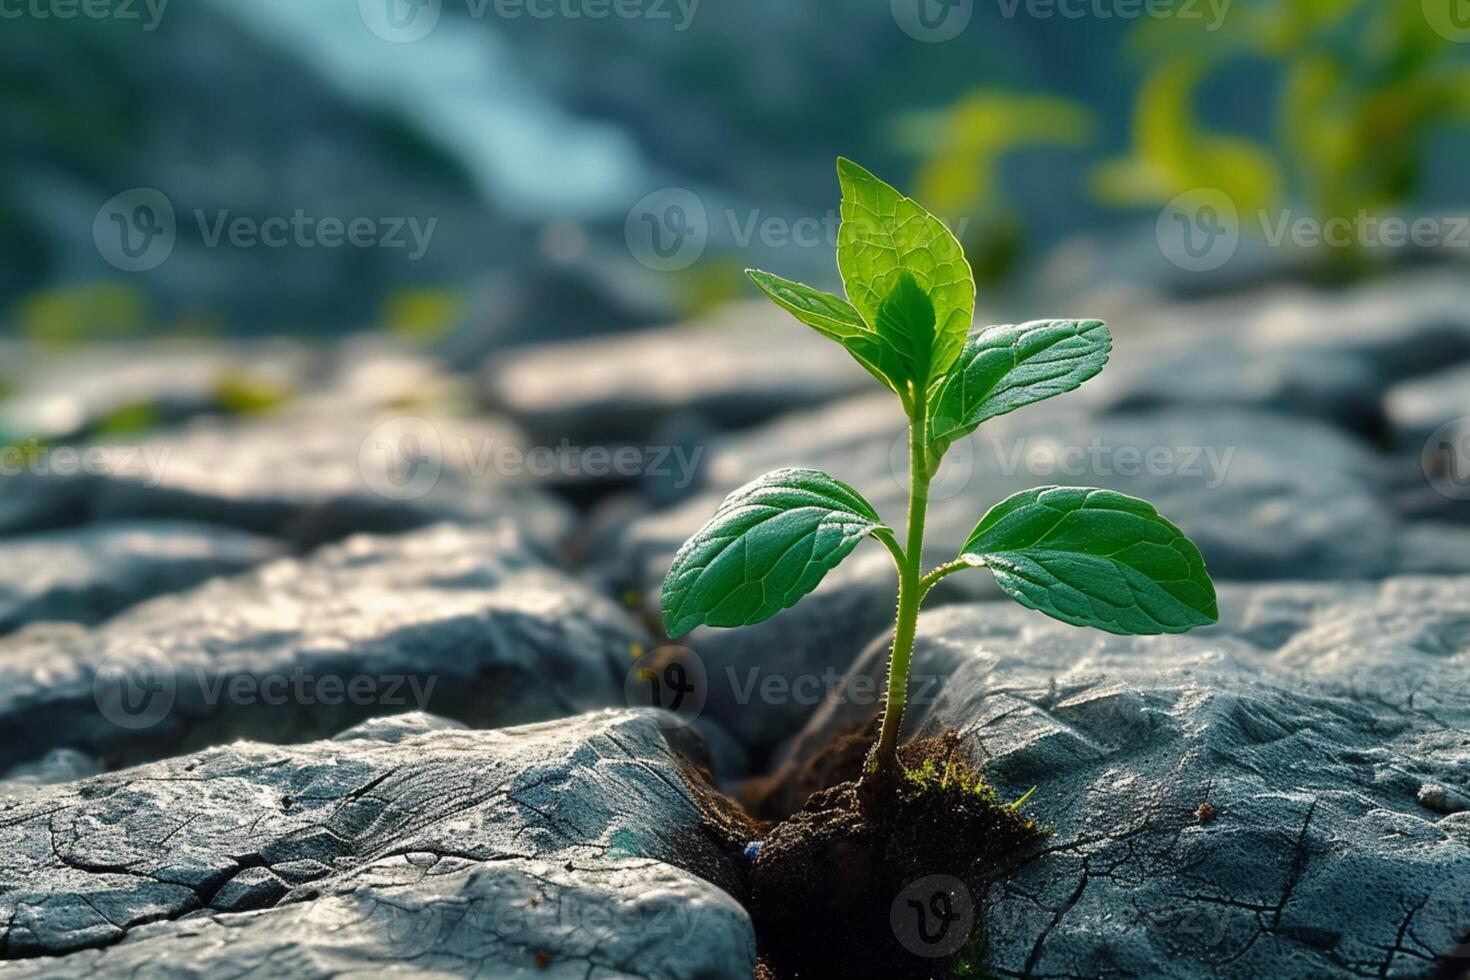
[928,319,1111,454]
[959,487,1217,635]
[661,468,888,637]
[873,272,943,391]
[836,157,972,385]
[745,269,903,396]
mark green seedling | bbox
[660,159,1218,786]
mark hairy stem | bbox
[919,558,977,597]
[869,395,931,780]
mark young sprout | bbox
[661,159,1218,790]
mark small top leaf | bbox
[836,158,972,384]
[661,468,888,638]
[928,319,1111,455]
[873,272,943,393]
[959,486,1217,635]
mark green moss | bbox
[901,758,1042,831]
[93,401,160,437]
[213,373,293,416]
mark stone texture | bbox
[0,710,756,978]
[0,339,308,443]
[776,577,1470,977]
[1080,269,1470,436]
[0,523,649,773]
[0,522,281,636]
[0,407,572,552]
[482,301,872,445]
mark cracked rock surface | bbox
[0,523,649,774]
[776,578,1470,977]
[0,522,281,636]
[0,709,757,978]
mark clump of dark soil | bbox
[675,724,1044,980]
[751,733,1045,980]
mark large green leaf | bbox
[836,157,972,386]
[745,269,903,396]
[661,468,888,637]
[959,487,1217,635]
[928,319,1111,454]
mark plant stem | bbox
[869,395,931,780]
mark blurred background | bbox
[4,0,1468,342]
[1,0,1469,626]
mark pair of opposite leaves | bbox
[662,159,1218,640]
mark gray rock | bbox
[1081,269,1470,434]
[0,710,756,977]
[0,408,572,552]
[1385,362,1470,450]
[0,523,648,773]
[0,339,308,443]
[0,522,281,635]
[776,578,1470,976]
[483,301,872,446]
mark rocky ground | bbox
[1,269,1468,977]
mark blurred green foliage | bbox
[897,91,1095,285]
[1100,0,1470,269]
[14,282,150,347]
